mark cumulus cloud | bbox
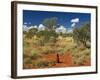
[23,25,38,31]
[24,22,32,25]
[24,22,27,25]
[38,24,45,31]
[33,25,38,29]
[71,18,79,23]
[55,25,67,33]
[71,23,76,27]
[28,25,38,29]
[71,18,79,27]
[23,25,29,31]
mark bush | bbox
[23,40,30,47]
[41,46,56,54]
[35,60,49,68]
[56,47,68,54]
[73,23,90,48]
[24,58,32,64]
[72,46,90,66]
[30,49,41,59]
[23,53,30,58]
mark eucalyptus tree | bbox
[73,22,90,48]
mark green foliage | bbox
[71,46,90,66]
[56,47,65,54]
[24,58,32,64]
[23,41,30,47]
[65,33,73,37]
[36,30,58,46]
[49,30,58,43]
[36,30,49,38]
[23,31,27,34]
[35,60,49,68]
[26,28,38,38]
[73,23,90,48]
[41,46,56,54]
[30,49,41,59]
[42,17,58,30]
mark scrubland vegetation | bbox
[23,17,91,69]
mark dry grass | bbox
[23,35,91,69]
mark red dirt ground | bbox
[38,52,90,68]
[54,53,74,67]
[24,52,91,69]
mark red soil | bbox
[24,52,91,69]
[83,57,91,66]
[41,52,90,68]
[53,53,74,67]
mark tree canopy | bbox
[73,22,90,48]
[42,17,58,30]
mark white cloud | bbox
[71,18,79,23]
[71,23,76,27]
[29,25,38,29]
[23,25,38,31]
[24,22,32,25]
[67,28,73,33]
[55,25,67,33]
[23,25,29,31]
[38,24,45,31]
[33,25,38,29]
[24,22,27,25]
[71,18,79,27]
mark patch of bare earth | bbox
[24,52,91,69]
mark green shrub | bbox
[23,41,30,47]
[56,47,68,54]
[35,60,49,68]
[24,58,32,64]
[41,46,56,54]
[30,49,41,59]
[71,45,90,66]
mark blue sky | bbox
[23,10,91,29]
